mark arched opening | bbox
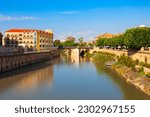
[80,50,85,57]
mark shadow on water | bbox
[0,58,62,79]
[0,58,62,96]
[93,62,150,100]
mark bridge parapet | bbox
[63,46,93,49]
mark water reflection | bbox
[62,54,92,66]
[0,59,61,98]
[0,55,150,100]
[93,62,150,100]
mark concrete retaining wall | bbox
[0,50,60,73]
[90,48,150,64]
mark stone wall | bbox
[90,48,150,64]
[0,50,60,73]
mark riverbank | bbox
[112,65,150,96]
[93,52,150,96]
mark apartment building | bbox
[5,29,53,51]
[0,32,3,46]
[95,33,121,40]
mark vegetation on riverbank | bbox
[93,52,150,95]
[93,52,115,63]
[115,55,137,70]
[96,27,150,50]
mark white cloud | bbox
[58,11,81,15]
[0,14,37,21]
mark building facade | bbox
[5,29,53,51]
[0,32,3,46]
[96,33,121,40]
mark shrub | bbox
[146,73,150,78]
[93,52,115,63]
[117,55,136,70]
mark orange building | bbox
[5,29,53,51]
[96,33,121,40]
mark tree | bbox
[53,40,61,47]
[66,36,76,42]
[80,42,87,47]
[96,38,105,47]
[62,40,78,47]
[78,37,83,43]
[124,27,150,50]
[96,35,124,48]
[88,42,94,47]
[79,37,86,47]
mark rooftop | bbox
[6,29,53,34]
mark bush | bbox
[146,73,150,78]
[93,52,116,63]
[117,54,136,70]
[140,62,150,68]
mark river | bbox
[0,55,150,100]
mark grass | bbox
[93,52,116,63]
[116,54,137,70]
[140,62,150,68]
[93,52,150,77]
[84,52,93,57]
[137,67,145,76]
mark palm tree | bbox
[78,37,84,47]
[79,37,83,43]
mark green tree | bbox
[96,35,124,48]
[124,27,150,50]
[78,37,83,43]
[62,41,78,47]
[88,43,94,47]
[53,40,61,47]
[96,38,105,47]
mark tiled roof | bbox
[6,29,53,35]
[6,29,25,32]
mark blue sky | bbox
[0,0,150,41]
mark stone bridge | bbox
[63,46,93,57]
[62,46,150,65]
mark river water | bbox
[0,55,150,100]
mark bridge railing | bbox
[0,46,58,56]
[63,46,93,49]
